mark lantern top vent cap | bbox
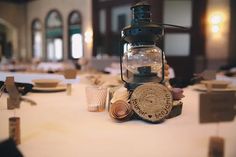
[121,1,163,45]
[131,1,150,9]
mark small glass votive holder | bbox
[85,86,108,112]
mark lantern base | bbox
[125,74,162,91]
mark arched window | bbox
[45,10,63,61]
[68,11,83,59]
[32,19,42,59]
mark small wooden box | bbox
[9,117,21,145]
[209,136,224,157]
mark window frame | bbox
[67,10,83,60]
[45,9,64,61]
[31,18,43,59]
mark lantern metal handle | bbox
[119,38,128,84]
[160,49,165,83]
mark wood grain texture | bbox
[130,83,173,123]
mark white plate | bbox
[32,84,66,92]
[192,84,236,92]
[32,79,60,88]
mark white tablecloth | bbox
[0,72,236,157]
[0,72,80,84]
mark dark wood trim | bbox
[191,0,207,57]
[97,0,137,8]
[92,0,99,56]
[229,0,236,64]
[106,8,111,56]
[92,0,137,56]
[0,32,7,59]
[146,0,164,48]
[147,0,163,23]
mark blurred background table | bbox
[0,72,236,157]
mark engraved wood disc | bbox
[130,83,173,122]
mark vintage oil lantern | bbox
[120,2,165,91]
[117,2,186,123]
[119,2,174,123]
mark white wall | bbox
[0,2,26,60]
[206,0,230,69]
[26,0,92,61]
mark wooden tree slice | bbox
[130,83,173,123]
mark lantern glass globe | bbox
[123,45,163,75]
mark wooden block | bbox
[5,76,15,85]
[199,92,236,123]
[166,101,183,119]
[5,77,20,99]
[66,83,72,95]
[209,136,224,157]
[202,70,216,80]
[5,77,21,109]
[7,98,20,110]
[64,69,77,79]
[9,117,21,145]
